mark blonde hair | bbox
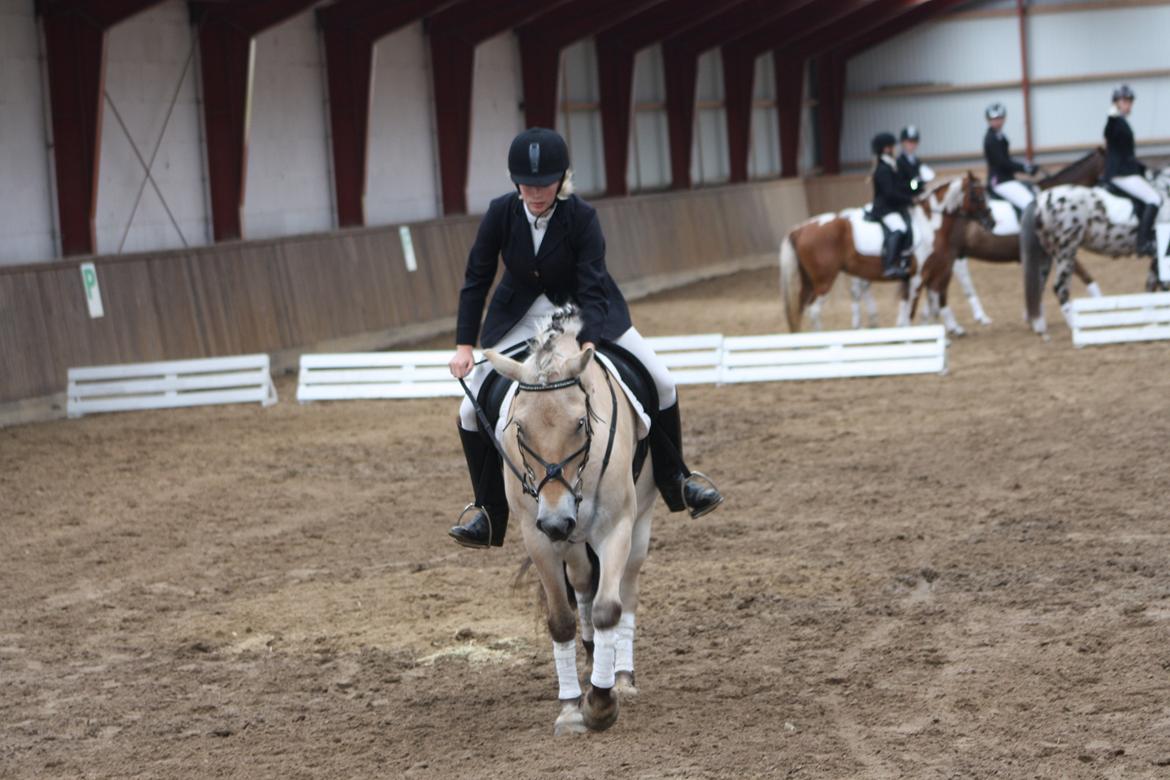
[556,169,575,199]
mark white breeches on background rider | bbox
[881,212,908,232]
[458,294,677,431]
[991,180,1034,211]
[1111,174,1162,206]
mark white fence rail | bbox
[67,354,276,418]
[1068,292,1170,347]
[298,351,483,401]
[720,326,947,383]
[297,327,946,402]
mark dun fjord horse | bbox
[851,150,1108,329]
[1021,165,1170,336]
[485,308,655,735]
[780,176,970,332]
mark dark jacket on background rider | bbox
[984,128,1029,185]
[1103,113,1145,179]
[455,193,632,349]
[872,156,916,219]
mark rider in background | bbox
[896,126,935,194]
[1104,84,1162,256]
[446,127,723,549]
[871,132,914,280]
[983,103,1038,211]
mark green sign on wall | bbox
[80,262,104,319]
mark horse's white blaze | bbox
[615,612,636,673]
[575,591,594,642]
[590,627,617,689]
[553,639,582,700]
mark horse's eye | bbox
[577,417,586,429]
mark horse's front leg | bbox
[615,486,654,696]
[895,278,912,327]
[580,514,634,732]
[952,258,992,324]
[527,541,586,736]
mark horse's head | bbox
[486,309,597,543]
[948,172,995,232]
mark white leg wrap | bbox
[1086,281,1103,298]
[575,593,593,642]
[864,287,879,321]
[589,627,617,689]
[942,306,964,335]
[850,300,862,330]
[896,298,911,327]
[553,640,582,701]
[614,612,636,673]
[953,258,976,296]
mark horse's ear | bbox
[564,346,595,379]
[485,349,527,383]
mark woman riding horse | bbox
[447,127,723,548]
[983,102,1039,212]
[1104,84,1162,257]
[872,132,916,280]
[896,125,936,194]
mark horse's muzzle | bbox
[536,514,576,542]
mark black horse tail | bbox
[1020,200,1050,327]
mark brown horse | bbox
[915,148,1107,325]
[780,174,981,333]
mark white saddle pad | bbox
[1095,188,1140,226]
[988,200,1020,236]
[847,210,889,257]
[495,354,651,443]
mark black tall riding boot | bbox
[880,230,909,279]
[449,425,509,548]
[650,403,724,518]
[1136,202,1159,257]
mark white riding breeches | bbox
[881,212,908,232]
[458,295,677,431]
[991,180,1035,211]
[1111,174,1162,206]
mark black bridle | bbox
[459,359,620,507]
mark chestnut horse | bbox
[916,148,1107,325]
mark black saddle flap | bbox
[477,341,659,434]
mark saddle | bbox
[476,341,653,480]
[861,208,913,256]
[1100,181,1144,220]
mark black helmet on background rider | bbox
[1112,84,1135,102]
[900,125,920,142]
[871,132,897,156]
[985,102,1007,120]
[508,127,569,187]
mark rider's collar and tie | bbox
[525,201,557,251]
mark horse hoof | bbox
[614,671,638,697]
[554,701,586,736]
[581,686,619,732]
[976,315,993,326]
[948,326,967,338]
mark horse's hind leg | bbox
[808,294,829,331]
[849,277,877,329]
[614,488,654,696]
[1073,260,1103,297]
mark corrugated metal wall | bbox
[841,0,1170,170]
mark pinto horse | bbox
[780,175,982,333]
[484,308,655,735]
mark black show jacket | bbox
[1104,114,1145,179]
[984,128,1028,184]
[455,193,632,349]
[872,157,916,219]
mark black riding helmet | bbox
[508,127,569,187]
[900,125,920,142]
[1112,84,1135,102]
[871,132,897,156]
[985,102,1007,120]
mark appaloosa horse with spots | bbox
[1022,166,1170,336]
